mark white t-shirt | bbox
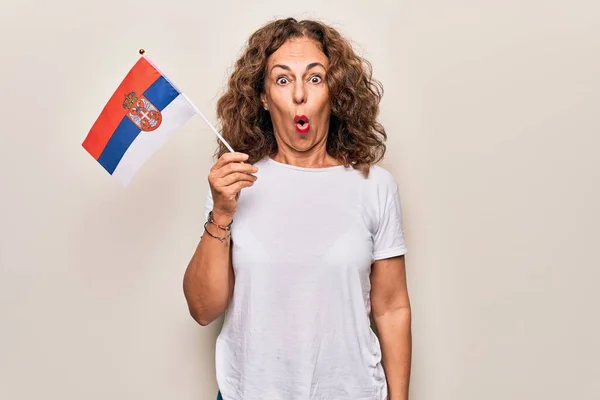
[203,156,408,400]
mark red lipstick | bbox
[294,115,310,134]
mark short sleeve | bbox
[372,184,408,261]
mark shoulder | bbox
[365,164,396,185]
[359,164,399,196]
[253,157,271,168]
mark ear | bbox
[260,92,268,111]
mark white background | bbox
[1,0,599,399]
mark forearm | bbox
[374,307,412,400]
[183,211,234,326]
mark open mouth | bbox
[294,115,310,134]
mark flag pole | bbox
[138,48,235,153]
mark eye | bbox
[276,76,289,85]
[309,74,323,84]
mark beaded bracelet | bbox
[203,211,232,245]
[204,221,230,245]
[207,211,233,231]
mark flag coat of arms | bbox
[82,55,197,186]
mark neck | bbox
[271,142,339,168]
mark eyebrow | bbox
[270,62,326,74]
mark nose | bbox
[293,81,306,104]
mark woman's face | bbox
[261,37,331,154]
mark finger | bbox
[216,162,258,178]
[212,152,249,170]
[217,180,253,201]
[219,172,257,187]
[229,180,254,194]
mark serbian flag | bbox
[82,55,197,186]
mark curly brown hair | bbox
[215,17,387,175]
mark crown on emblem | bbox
[123,91,138,110]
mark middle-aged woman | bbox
[183,17,412,400]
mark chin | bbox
[292,132,314,143]
[278,130,322,151]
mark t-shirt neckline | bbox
[266,157,347,172]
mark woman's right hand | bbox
[208,152,258,223]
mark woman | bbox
[183,17,412,400]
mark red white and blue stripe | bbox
[82,56,196,186]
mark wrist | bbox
[210,209,234,226]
